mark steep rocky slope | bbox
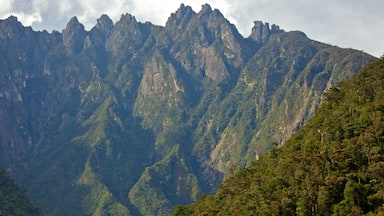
[0,4,376,215]
[174,58,384,216]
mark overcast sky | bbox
[1,0,383,57]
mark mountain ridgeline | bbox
[0,4,377,216]
[174,57,384,216]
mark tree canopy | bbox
[174,58,384,215]
[0,170,41,216]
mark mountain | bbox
[0,4,377,215]
[0,169,41,216]
[174,57,384,216]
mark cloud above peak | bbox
[1,0,383,57]
[1,0,233,31]
[0,0,40,27]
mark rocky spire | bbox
[117,13,137,26]
[88,15,114,49]
[249,21,282,44]
[165,3,195,30]
[106,13,144,55]
[201,3,212,14]
[62,16,86,55]
[0,16,25,39]
[95,14,114,37]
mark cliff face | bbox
[175,58,384,216]
[0,16,61,172]
[249,20,282,44]
[0,4,377,216]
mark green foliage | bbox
[175,58,384,215]
[129,145,201,216]
[0,170,41,216]
[0,9,377,216]
[190,31,376,178]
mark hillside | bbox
[0,4,377,215]
[174,58,384,215]
[0,170,41,216]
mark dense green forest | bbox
[0,170,41,216]
[174,58,384,215]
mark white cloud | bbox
[220,0,384,57]
[129,0,209,25]
[76,0,129,27]
[57,1,74,15]
[15,12,42,26]
[0,0,15,14]
[31,0,48,13]
[0,11,42,27]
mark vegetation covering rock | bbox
[0,4,377,216]
[0,170,41,216]
[174,58,384,215]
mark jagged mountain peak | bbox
[0,15,27,31]
[196,3,226,21]
[0,7,378,216]
[88,14,114,48]
[0,15,27,39]
[62,16,86,55]
[94,14,114,36]
[112,13,141,36]
[118,13,138,25]
[165,3,229,36]
[179,4,238,39]
[176,3,194,16]
[1,15,19,25]
[200,3,213,14]
[105,12,149,56]
[249,20,283,44]
[64,16,83,31]
[165,3,195,30]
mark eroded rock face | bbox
[63,17,86,55]
[165,3,195,32]
[0,16,61,173]
[106,13,148,56]
[249,21,282,44]
[139,52,184,98]
[95,15,114,37]
[0,4,377,216]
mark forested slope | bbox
[0,170,41,216]
[0,4,377,215]
[174,58,384,215]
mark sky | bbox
[1,0,383,57]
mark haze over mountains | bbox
[0,4,377,216]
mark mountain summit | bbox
[0,4,376,216]
[250,21,282,44]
